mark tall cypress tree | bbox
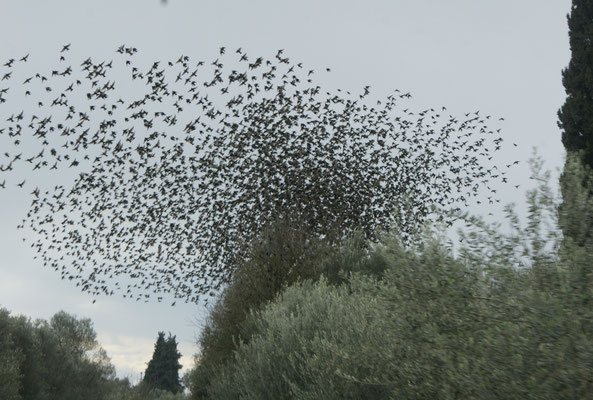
[143,331,183,394]
[558,0,593,246]
[558,0,593,170]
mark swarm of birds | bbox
[0,44,511,304]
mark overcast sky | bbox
[0,0,572,382]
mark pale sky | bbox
[0,0,572,382]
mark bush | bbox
[188,212,394,398]
[207,236,503,399]
[203,151,593,399]
[188,212,338,398]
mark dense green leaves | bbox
[187,214,339,398]
[559,0,593,247]
[195,152,593,399]
[0,309,23,400]
[187,212,394,398]
[0,309,116,400]
[558,0,593,171]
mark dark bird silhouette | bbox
[0,44,512,306]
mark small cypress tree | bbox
[143,331,183,394]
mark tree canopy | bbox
[0,308,116,400]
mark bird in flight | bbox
[0,43,511,305]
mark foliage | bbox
[0,308,193,399]
[0,309,116,400]
[144,331,184,394]
[558,0,593,172]
[202,152,593,399]
[0,309,23,400]
[558,149,593,248]
[558,0,593,246]
[188,213,338,398]
[188,212,393,398]
[106,377,190,400]
[314,229,389,287]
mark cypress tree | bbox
[558,0,593,170]
[558,0,593,246]
[143,331,183,394]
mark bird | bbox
[0,45,510,306]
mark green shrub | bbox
[204,151,593,399]
[188,212,340,398]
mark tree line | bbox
[0,309,188,400]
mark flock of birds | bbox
[0,44,512,305]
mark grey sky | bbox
[0,0,572,381]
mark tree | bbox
[0,45,511,304]
[40,311,115,400]
[0,308,116,400]
[0,309,23,400]
[189,214,350,398]
[144,331,183,394]
[558,1,593,249]
[558,0,593,171]
[48,311,101,357]
[5,313,46,400]
[207,153,593,399]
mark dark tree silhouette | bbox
[0,45,509,304]
[558,0,593,247]
[558,0,593,171]
[143,331,183,394]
